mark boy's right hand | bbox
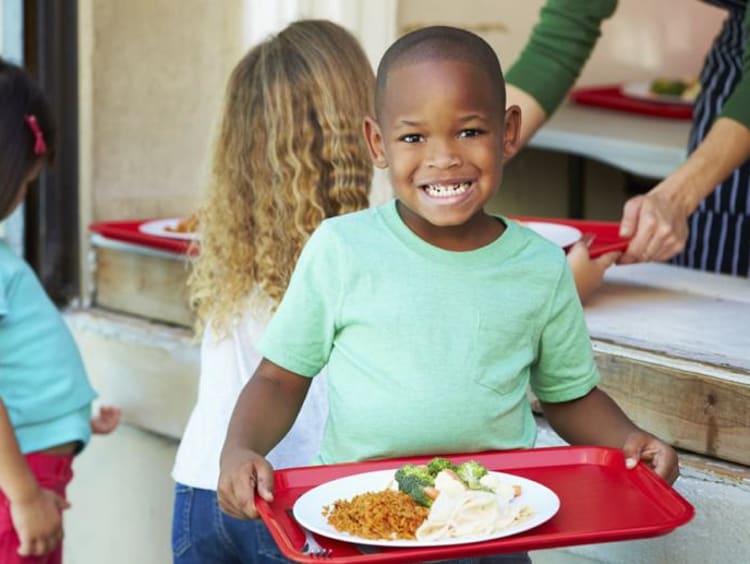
[10,487,70,556]
[217,448,274,519]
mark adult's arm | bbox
[619,6,750,262]
[505,0,617,146]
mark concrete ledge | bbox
[65,308,199,439]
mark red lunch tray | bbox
[512,216,630,258]
[257,446,694,564]
[88,219,197,255]
[89,217,628,258]
[570,85,693,120]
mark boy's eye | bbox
[399,133,423,143]
[459,129,483,138]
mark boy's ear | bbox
[502,105,522,159]
[363,116,388,169]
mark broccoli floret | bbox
[395,464,436,507]
[395,464,433,485]
[399,475,436,507]
[427,457,457,476]
[455,460,488,490]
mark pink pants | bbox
[0,452,74,564]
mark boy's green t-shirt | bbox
[259,201,599,465]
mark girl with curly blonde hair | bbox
[171,20,373,563]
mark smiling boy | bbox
[218,26,678,549]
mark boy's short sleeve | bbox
[530,264,599,402]
[258,223,341,378]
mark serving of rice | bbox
[322,489,429,540]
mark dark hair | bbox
[375,26,505,120]
[0,58,56,220]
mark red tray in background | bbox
[512,216,629,258]
[88,220,197,255]
[258,446,693,564]
[89,218,628,258]
[570,85,693,120]
[90,217,627,259]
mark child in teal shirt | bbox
[217,25,679,561]
[0,58,120,563]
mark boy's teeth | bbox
[424,182,470,198]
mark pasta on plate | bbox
[415,470,532,541]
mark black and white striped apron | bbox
[672,0,750,276]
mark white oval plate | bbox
[523,222,582,248]
[620,80,693,107]
[293,469,559,548]
[138,218,199,241]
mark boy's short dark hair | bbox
[375,26,506,120]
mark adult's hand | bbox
[618,184,690,264]
[619,117,750,265]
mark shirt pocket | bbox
[471,316,535,396]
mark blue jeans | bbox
[172,484,531,564]
[172,484,289,563]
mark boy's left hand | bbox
[90,406,122,434]
[622,431,679,484]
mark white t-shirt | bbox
[171,290,328,490]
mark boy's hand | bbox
[623,431,680,484]
[217,448,274,519]
[10,487,70,556]
[90,405,122,434]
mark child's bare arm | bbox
[567,238,621,303]
[0,398,69,556]
[540,388,679,483]
[218,359,311,519]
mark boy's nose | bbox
[426,140,461,168]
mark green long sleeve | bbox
[505,0,618,116]
[719,6,750,129]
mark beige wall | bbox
[79,0,244,222]
[398,0,726,82]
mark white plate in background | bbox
[620,81,693,107]
[138,218,199,241]
[523,222,582,248]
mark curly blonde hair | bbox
[189,20,374,337]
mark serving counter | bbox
[584,263,750,467]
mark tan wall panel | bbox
[397,0,725,83]
[88,0,244,220]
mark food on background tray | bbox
[322,458,532,541]
[165,213,199,234]
[649,77,700,102]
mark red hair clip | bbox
[24,114,47,156]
